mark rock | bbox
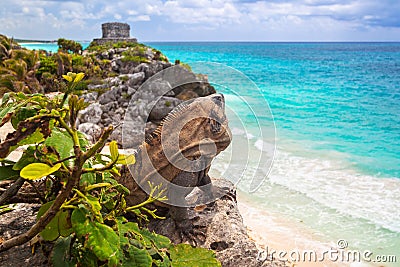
[78,103,102,124]
[127,86,136,96]
[80,91,98,103]
[78,123,102,143]
[149,96,182,121]
[134,62,172,78]
[119,117,146,148]
[87,83,109,91]
[98,86,122,104]
[127,72,145,87]
[0,204,48,267]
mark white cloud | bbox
[0,0,399,41]
[128,15,151,22]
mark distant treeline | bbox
[14,39,57,43]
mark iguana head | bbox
[148,93,231,172]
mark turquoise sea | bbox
[22,42,400,265]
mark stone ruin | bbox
[93,22,137,45]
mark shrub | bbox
[57,38,83,54]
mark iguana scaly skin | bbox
[118,93,231,228]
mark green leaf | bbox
[0,118,53,159]
[37,201,72,240]
[170,244,221,267]
[18,127,46,145]
[62,75,73,82]
[11,106,39,129]
[45,128,74,160]
[86,195,102,220]
[73,72,85,83]
[0,204,15,215]
[123,246,152,267]
[51,236,76,267]
[37,201,59,241]
[58,209,73,237]
[13,146,36,170]
[109,141,119,162]
[136,224,171,249]
[116,154,136,165]
[0,165,19,180]
[1,92,12,106]
[80,172,96,186]
[71,208,120,263]
[20,162,61,180]
[0,104,15,127]
[77,131,89,151]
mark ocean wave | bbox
[213,133,400,233]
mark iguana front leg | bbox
[168,170,210,244]
[168,171,198,223]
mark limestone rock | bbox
[149,96,182,121]
[78,123,102,143]
[78,102,102,124]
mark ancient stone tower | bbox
[93,22,137,45]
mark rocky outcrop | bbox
[77,47,216,147]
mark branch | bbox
[0,160,83,252]
[0,178,25,206]
[82,126,113,162]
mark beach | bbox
[237,192,378,267]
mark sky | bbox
[1,0,400,41]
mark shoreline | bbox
[236,191,376,267]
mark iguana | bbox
[118,93,231,232]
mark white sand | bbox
[237,191,374,267]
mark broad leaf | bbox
[18,127,46,145]
[0,118,52,159]
[20,162,61,180]
[109,141,119,162]
[62,75,73,82]
[45,128,74,160]
[51,236,76,267]
[170,244,221,267]
[11,106,39,129]
[73,72,85,83]
[37,201,57,241]
[71,208,120,264]
[58,209,73,237]
[116,154,136,165]
[0,165,19,180]
[123,246,152,267]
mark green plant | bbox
[120,75,129,82]
[121,49,149,63]
[57,38,83,54]
[0,72,221,266]
[0,48,42,95]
